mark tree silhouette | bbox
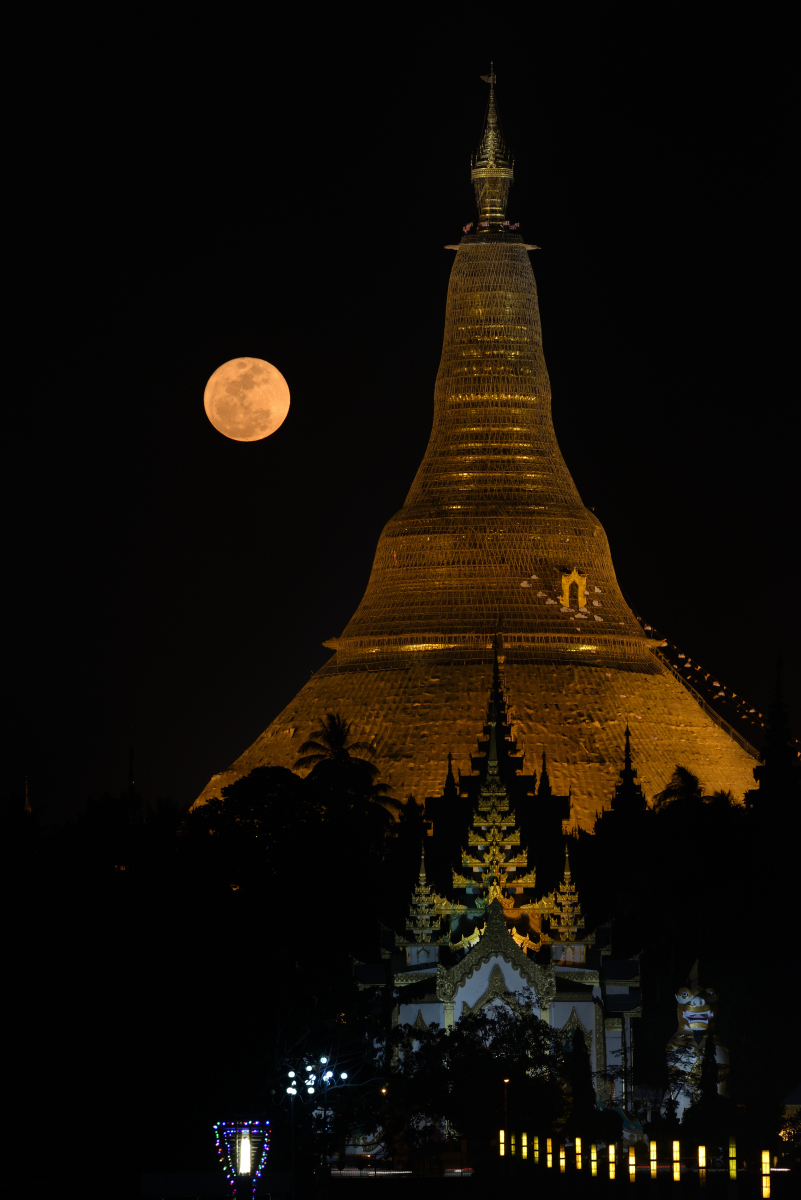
[294,712,379,776]
[560,1027,597,1133]
[653,765,704,810]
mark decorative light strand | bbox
[213,1119,270,1198]
[634,614,797,745]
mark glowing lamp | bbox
[340,1072,348,1080]
[762,1151,770,1198]
[629,1145,636,1181]
[320,1057,328,1064]
[239,1131,251,1175]
[499,1129,505,1157]
[213,1120,269,1200]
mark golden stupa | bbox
[195,73,756,827]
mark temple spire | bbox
[611,724,647,815]
[550,840,583,942]
[443,751,458,801]
[401,841,449,945]
[471,65,514,227]
[538,751,552,798]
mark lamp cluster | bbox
[286,1056,348,1097]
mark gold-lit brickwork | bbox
[334,221,647,669]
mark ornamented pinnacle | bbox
[401,845,451,945]
[549,841,583,942]
[455,714,537,905]
[611,723,648,814]
[471,64,514,228]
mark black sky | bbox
[10,12,799,819]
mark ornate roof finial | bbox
[444,751,458,800]
[538,751,552,798]
[550,839,582,942]
[400,839,450,945]
[611,723,647,815]
[471,65,514,228]
[487,699,500,779]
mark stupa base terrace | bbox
[195,651,756,828]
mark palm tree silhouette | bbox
[294,712,379,778]
[653,765,704,810]
[295,713,396,846]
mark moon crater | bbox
[204,357,290,442]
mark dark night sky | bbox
[10,13,798,820]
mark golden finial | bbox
[550,839,582,942]
[471,64,514,228]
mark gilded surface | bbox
[436,900,556,1006]
[196,657,757,828]
[194,79,757,825]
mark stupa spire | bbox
[471,64,514,227]
[331,74,650,674]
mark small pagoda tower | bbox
[395,848,453,967]
[595,724,649,836]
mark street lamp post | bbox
[214,1120,270,1200]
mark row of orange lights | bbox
[498,1134,771,1193]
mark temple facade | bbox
[195,75,756,826]
[355,663,642,1111]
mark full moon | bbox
[203,357,290,442]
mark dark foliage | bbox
[386,1003,562,1165]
